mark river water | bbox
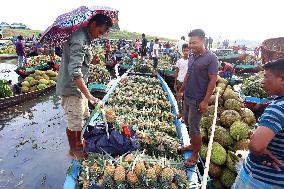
[0,60,71,189]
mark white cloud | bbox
[1,0,283,41]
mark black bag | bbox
[83,122,140,156]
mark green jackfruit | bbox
[208,126,233,148]
[239,108,256,127]
[220,168,236,188]
[200,116,214,129]
[211,142,227,165]
[200,145,208,161]
[224,99,242,112]
[230,121,250,141]
[226,151,239,173]
[234,139,250,151]
[220,110,241,127]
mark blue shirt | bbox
[244,95,284,187]
[184,50,218,101]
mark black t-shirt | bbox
[142,38,147,48]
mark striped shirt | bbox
[244,95,284,188]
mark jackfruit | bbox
[211,142,227,165]
[224,99,242,112]
[208,126,233,148]
[220,110,241,127]
[239,108,256,127]
[220,168,236,188]
[230,121,250,141]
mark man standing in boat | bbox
[234,59,284,189]
[56,14,113,159]
[177,29,218,167]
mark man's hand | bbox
[262,149,284,171]
[86,94,100,104]
[199,100,208,113]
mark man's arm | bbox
[199,74,217,112]
[174,67,179,91]
[249,126,275,156]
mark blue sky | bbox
[1,0,283,41]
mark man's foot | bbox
[176,113,182,119]
[69,150,88,160]
[177,145,193,153]
[184,157,198,167]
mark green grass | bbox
[2,29,177,42]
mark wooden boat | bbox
[0,83,56,110]
[215,49,242,63]
[63,72,206,189]
[0,54,18,59]
[14,63,51,78]
[118,63,131,75]
[233,64,262,73]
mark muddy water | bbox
[0,60,118,189]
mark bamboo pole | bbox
[201,88,220,189]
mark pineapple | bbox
[170,183,179,189]
[127,170,139,184]
[113,165,126,182]
[105,108,116,123]
[146,167,157,180]
[124,153,135,163]
[161,167,174,182]
[134,160,146,176]
[153,164,162,175]
[104,164,115,177]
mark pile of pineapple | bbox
[106,75,179,158]
[158,55,175,71]
[79,152,189,189]
[92,46,105,66]
[0,45,16,54]
[78,75,188,188]
[88,64,111,85]
[199,75,256,188]
[133,59,153,73]
[25,55,50,68]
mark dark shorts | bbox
[141,48,147,56]
[183,96,202,136]
[153,57,158,68]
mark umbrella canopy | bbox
[40,6,119,47]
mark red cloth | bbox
[131,52,139,58]
[223,63,234,72]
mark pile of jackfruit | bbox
[21,70,58,93]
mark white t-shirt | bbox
[177,39,187,55]
[152,44,159,57]
[175,58,188,82]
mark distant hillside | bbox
[2,29,177,42]
[3,29,41,38]
[106,30,177,42]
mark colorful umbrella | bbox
[40,6,119,47]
